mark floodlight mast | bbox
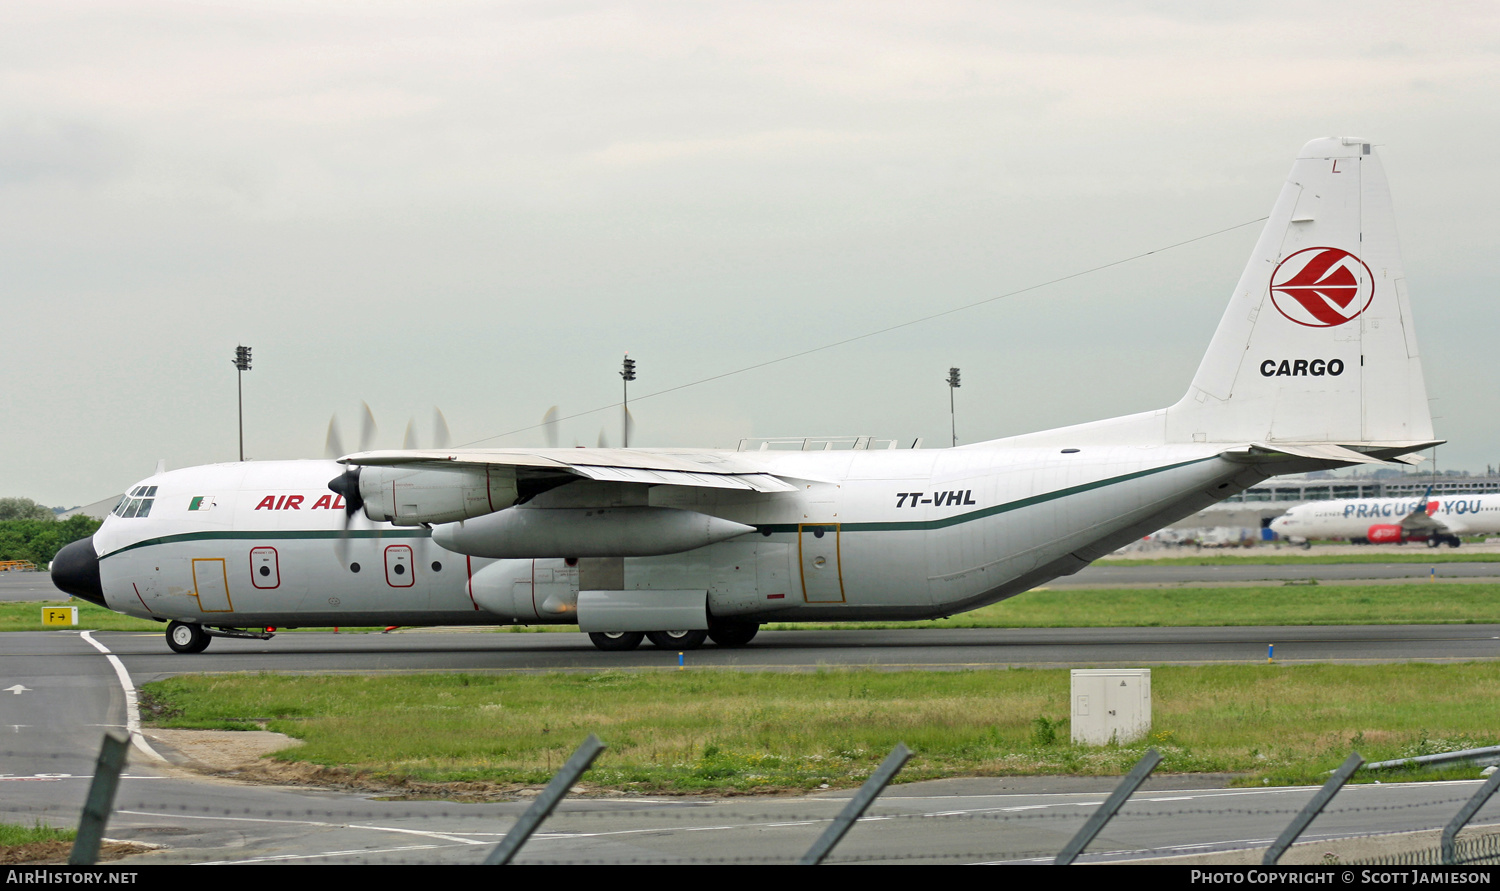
[620,353,637,448]
[232,345,252,461]
[946,367,960,448]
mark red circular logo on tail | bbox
[1269,247,1374,327]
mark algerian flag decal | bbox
[188,496,215,511]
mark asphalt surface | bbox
[0,571,68,602]
[73,623,1500,680]
[4,627,1497,865]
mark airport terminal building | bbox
[1223,473,1500,504]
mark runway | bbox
[3,627,1496,865]
[72,623,1500,682]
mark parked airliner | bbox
[1271,493,1500,547]
[53,137,1441,653]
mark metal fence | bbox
[45,733,1500,866]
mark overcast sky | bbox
[4,1,1498,506]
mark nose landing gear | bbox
[166,621,210,654]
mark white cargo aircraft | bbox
[53,137,1441,654]
[1271,493,1500,547]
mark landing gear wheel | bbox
[588,631,644,652]
[1447,536,1462,548]
[646,629,708,650]
[708,621,760,647]
[1427,537,1441,548]
[166,621,211,654]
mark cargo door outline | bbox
[250,546,280,589]
[385,545,414,588]
[798,523,845,603]
[191,558,234,612]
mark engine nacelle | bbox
[468,558,579,622]
[356,465,518,526]
[1366,524,1404,544]
[432,506,756,558]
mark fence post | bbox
[484,734,606,865]
[1262,751,1364,865]
[69,731,129,866]
[799,743,912,865]
[1054,748,1162,865]
[1442,769,1500,865]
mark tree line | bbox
[0,498,103,566]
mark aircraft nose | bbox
[51,537,106,607]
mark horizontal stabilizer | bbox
[1222,442,1389,465]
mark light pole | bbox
[620,353,636,448]
[946,367,960,448]
[232,345,252,461]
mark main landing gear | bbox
[586,621,761,652]
[646,630,709,649]
[587,631,645,651]
[1426,534,1462,548]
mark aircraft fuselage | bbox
[90,445,1261,629]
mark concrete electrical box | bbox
[1070,669,1151,745]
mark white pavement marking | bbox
[117,808,495,865]
[79,631,166,762]
[201,843,464,865]
[117,808,494,844]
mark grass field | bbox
[0,600,163,632]
[0,821,75,862]
[0,822,74,847]
[141,663,1500,793]
[0,601,396,634]
[1098,551,1500,566]
[9,581,1500,633]
[770,583,1500,629]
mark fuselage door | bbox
[798,523,845,603]
[250,547,280,589]
[385,545,415,588]
[191,558,234,612]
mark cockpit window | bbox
[114,487,156,518]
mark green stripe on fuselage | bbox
[756,457,1218,534]
[100,527,432,560]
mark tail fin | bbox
[1165,137,1434,449]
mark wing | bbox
[339,447,801,494]
[1397,500,1447,532]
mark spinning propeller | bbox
[323,404,450,565]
